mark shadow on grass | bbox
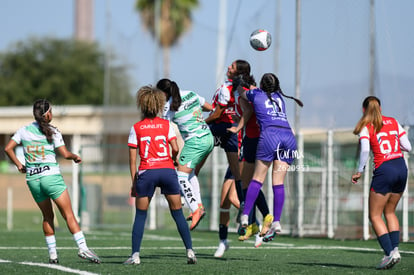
[100,251,262,264]
[290,262,369,269]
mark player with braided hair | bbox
[4,99,101,264]
[200,60,269,256]
[230,73,272,247]
[231,73,303,242]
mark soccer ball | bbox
[249,29,272,51]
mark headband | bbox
[42,99,51,116]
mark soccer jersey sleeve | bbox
[52,127,65,148]
[11,127,23,144]
[357,139,370,172]
[356,126,370,172]
[358,126,369,141]
[197,93,206,107]
[168,121,177,142]
[128,126,138,148]
[216,85,231,107]
[400,134,412,152]
[396,120,412,152]
[246,89,257,103]
[397,120,407,137]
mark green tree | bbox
[0,37,132,106]
[135,0,199,77]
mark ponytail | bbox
[353,96,382,135]
[279,89,304,107]
[33,99,54,143]
[260,73,304,108]
[156,78,182,111]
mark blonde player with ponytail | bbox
[352,96,411,270]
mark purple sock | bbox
[243,180,262,216]
[273,185,285,221]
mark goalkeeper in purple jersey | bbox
[231,73,303,242]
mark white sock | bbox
[189,171,202,205]
[177,171,198,212]
[45,235,57,258]
[73,231,88,251]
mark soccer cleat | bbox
[273,221,282,233]
[187,205,204,221]
[262,230,276,242]
[391,247,401,264]
[123,252,140,265]
[259,214,274,237]
[376,254,396,270]
[190,208,206,230]
[78,249,101,264]
[214,241,229,258]
[238,214,249,235]
[49,251,58,264]
[238,223,260,241]
[187,249,197,264]
[49,257,59,264]
[262,221,281,242]
[254,234,263,248]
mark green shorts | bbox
[178,133,214,169]
[27,174,67,203]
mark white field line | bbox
[1,242,413,274]
[0,244,413,255]
[0,260,100,275]
[1,233,413,254]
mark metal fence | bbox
[73,128,413,241]
[1,128,413,241]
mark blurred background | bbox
[0,0,413,240]
[1,0,413,126]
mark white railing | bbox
[3,129,412,241]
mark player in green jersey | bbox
[5,99,101,264]
[157,78,214,230]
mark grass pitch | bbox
[0,226,413,275]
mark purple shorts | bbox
[135,168,180,197]
[371,157,407,194]
[256,127,297,164]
